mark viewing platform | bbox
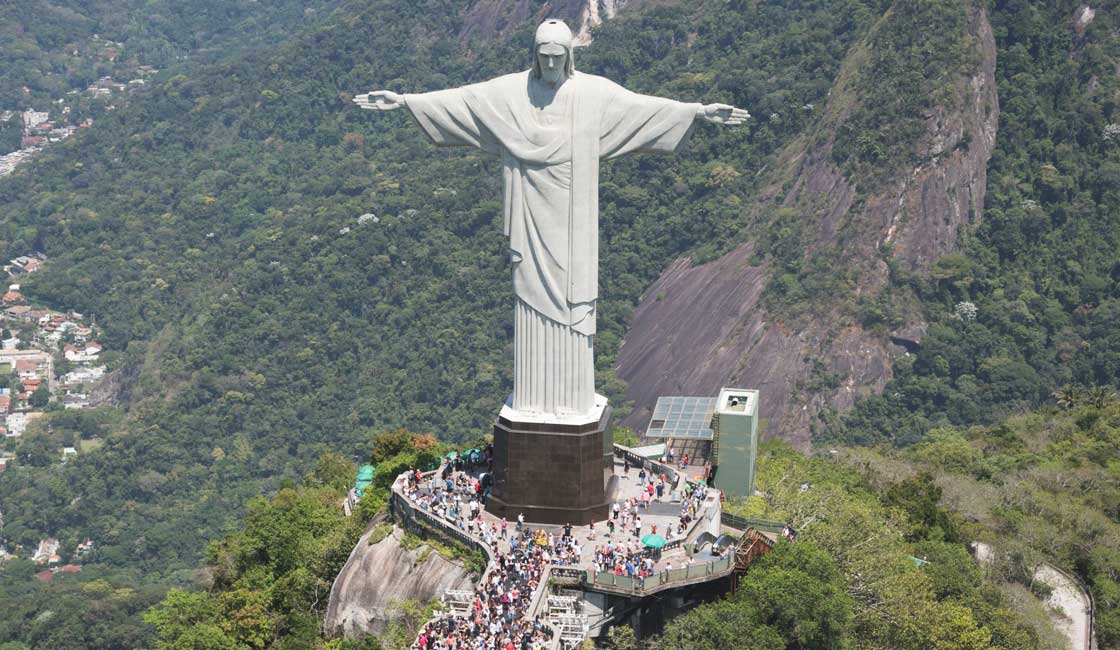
[389,444,781,648]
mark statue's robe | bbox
[405,71,700,417]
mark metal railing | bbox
[391,471,562,650]
[391,458,760,645]
[720,511,785,534]
[614,443,724,548]
[614,445,681,488]
[584,554,734,594]
[549,567,587,584]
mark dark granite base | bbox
[488,403,615,526]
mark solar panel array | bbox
[646,396,717,440]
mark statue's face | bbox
[537,43,568,85]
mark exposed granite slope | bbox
[617,5,999,447]
[324,522,475,638]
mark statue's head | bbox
[532,20,575,85]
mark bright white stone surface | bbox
[355,20,747,419]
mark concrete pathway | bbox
[1035,563,1092,650]
[972,542,1092,650]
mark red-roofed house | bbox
[34,570,53,582]
[15,359,40,378]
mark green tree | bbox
[307,451,356,494]
[144,591,243,650]
[882,474,959,542]
[655,539,851,650]
[738,541,853,650]
[370,429,418,465]
[29,385,49,408]
[605,625,638,650]
[655,598,784,650]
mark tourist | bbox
[399,457,726,650]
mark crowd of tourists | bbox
[413,531,555,650]
[616,455,712,540]
[398,452,721,649]
[403,470,565,650]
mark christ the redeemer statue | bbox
[356,19,747,420]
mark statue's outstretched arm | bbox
[353,90,406,111]
[697,103,750,126]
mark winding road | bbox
[972,542,1092,650]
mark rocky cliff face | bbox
[324,522,475,638]
[616,5,999,447]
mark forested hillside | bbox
[616,0,1000,440]
[675,391,1120,650]
[835,0,1120,444]
[0,0,342,107]
[0,0,892,578]
[137,394,1120,650]
[0,1,894,646]
[0,0,1117,649]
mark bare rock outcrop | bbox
[324,522,475,638]
[617,5,999,447]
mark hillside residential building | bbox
[6,411,45,437]
[31,538,60,565]
[65,342,102,363]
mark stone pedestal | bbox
[488,394,615,525]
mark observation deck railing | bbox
[582,553,735,594]
[390,471,562,650]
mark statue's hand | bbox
[353,90,406,111]
[698,103,750,126]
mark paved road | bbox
[1036,563,1092,650]
[972,542,1091,650]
